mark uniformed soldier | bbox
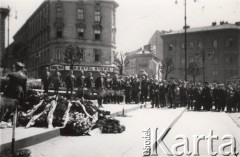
[76,70,86,98]
[1,62,27,123]
[41,67,51,94]
[52,68,62,95]
[65,70,76,98]
[112,73,122,104]
[104,73,113,104]
[95,72,106,108]
[187,83,194,110]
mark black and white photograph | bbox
[0,0,240,156]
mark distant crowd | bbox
[41,67,240,112]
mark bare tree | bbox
[114,51,126,75]
[187,61,200,85]
[64,45,82,70]
[161,57,174,80]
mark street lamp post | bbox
[184,0,187,81]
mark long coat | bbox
[4,71,27,101]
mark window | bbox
[94,49,101,62]
[198,42,203,49]
[213,58,218,64]
[78,48,84,61]
[189,42,194,49]
[213,71,218,76]
[77,8,84,20]
[226,37,236,48]
[168,44,173,51]
[95,11,101,22]
[181,43,185,49]
[213,40,218,48]
[77,28,84,39]
[56,4,63,19]
[56,27,62,38]
[113,10,116,27]
[181,58,185,64]
[94,29,101,40]
[189,58,194,63]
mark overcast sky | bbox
[1,0,240,52]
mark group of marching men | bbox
[42,67,240,112]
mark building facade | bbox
[4,0,118,78]
[0,7,9,76]
[162,22,240,83]
[124,51,162,80]
[148,30,166,61]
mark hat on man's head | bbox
[15,62,25,68]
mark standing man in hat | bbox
[41,67,51,94]
[52,68,62,95]
[1,62,27,123]
[140,76,149,104]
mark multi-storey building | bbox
[161,21,240,83]
[0,6,9,76]
[124,50,162,80]
[4,0,118,78]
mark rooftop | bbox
[163,22,240,36]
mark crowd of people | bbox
[42,67,240,113]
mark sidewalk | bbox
[25,107,186,157]
[228,112,240,128]
[160,111,240,157]
[0,103,141,152]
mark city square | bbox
[0,0,240,157]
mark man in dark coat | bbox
[132,76,141,104]
[179,82,188,107]
[41,67,51,94]
[167,78,176,108]
[159,82,167,108]
[84,72,94,89]
[112,73,122,104]
[1,62,27,122]
[124,76,132,104]
[65,70,76,98]
[140,76,149,104]
[151,80,160,108]
[201,82,212,111]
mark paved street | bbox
[160,111,240,157]
[25,107,185,157]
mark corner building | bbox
[162,22,240,83]
[6,0,118,78]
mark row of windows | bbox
[56,27,102,41]
[56,4,108,24]
[31,30,50,51]
[168,37,237,52]
[53,48,102,62]
[29,3,50,39]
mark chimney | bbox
[220,21,225,25]
[212,22,217,26]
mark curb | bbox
[0,128,60,152]
[0,104,141,152]
[152,108,187,152]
